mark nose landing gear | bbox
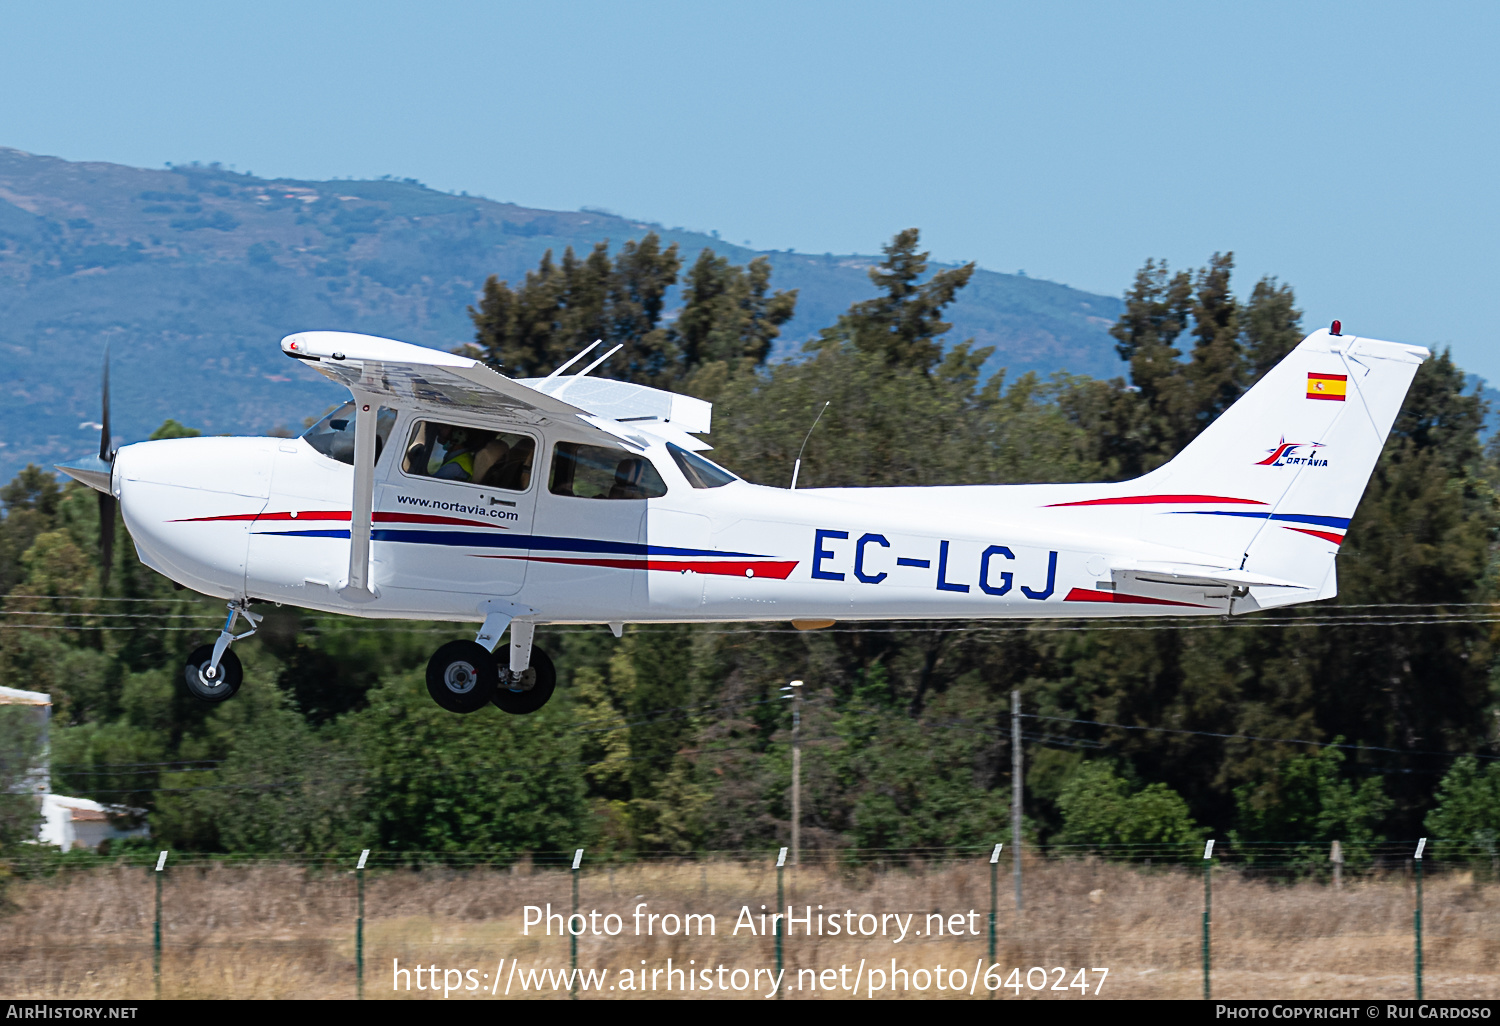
[183,602,261,703]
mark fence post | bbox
[153,850,167,1000]
[355,849,369,999]
[1331,840,1343,891]
[988,843,1002,968]
[1415,837,1426,1000]
[1011,689,1023,912]
[776,846,787,999]
[571,848,584,1000]
[1202,839,1214,1001]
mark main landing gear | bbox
[425,618,556,716]
[184,602,261,703]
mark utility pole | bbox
[783,680,804,867]
[1011,690,1023,911]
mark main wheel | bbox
[184,645,242,703]
[493,645,556,715]
[426,640,498,713]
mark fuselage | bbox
[115,410,1292,628]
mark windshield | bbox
[302,402,397,465]
[667,443,737,488]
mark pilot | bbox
[429,425,477,481]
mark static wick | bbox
[777,847,788,868]
[572,848,585,871]
[990,843,1003,864]
[356,849,369,870]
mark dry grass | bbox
[2,858,1496,1000]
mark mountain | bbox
[0,148,1124,482]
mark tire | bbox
[184,645,243,703]
[493,645,556,715]
[426,640,498,713]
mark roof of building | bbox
[0,686,51,706]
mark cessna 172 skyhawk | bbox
[57,323,1426,715]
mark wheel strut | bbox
[207,602,261,679]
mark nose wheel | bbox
[184,645,243,702]
[183,602,259,703]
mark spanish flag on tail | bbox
[1307,372,1347,401]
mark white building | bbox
[0,685,148,850]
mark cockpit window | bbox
[550,442,668,500]
[302,402,396,466]
[667,443,737,489]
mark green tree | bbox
[1055,761,1204,851]
[676,249,797,372]
[820,228,974,373]
[350,670,590,853]
[1426,756,1500,866]
[1231,744,1390,868]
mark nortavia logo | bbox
[1256,437,1328,468]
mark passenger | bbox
[429,425,478,481]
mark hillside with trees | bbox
[1,228,1496,862]
[0,147,1121,483]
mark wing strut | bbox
[339,391,379,603]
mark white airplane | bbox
[57,323,1427,715]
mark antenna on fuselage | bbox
[789,401,830,490]
[543,339,602,381]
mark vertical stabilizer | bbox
[1133,328,1427,605]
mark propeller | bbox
[97,345,115,589]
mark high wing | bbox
[282,331,625,445]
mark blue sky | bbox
[3,1,1497,378]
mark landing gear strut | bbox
[184,602,260,703]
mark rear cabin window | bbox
[303,402,396,466]
[401,420,536,491]
[549,443,668,500]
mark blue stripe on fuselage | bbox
[255,528,768,559]
[1170,511,1352,529]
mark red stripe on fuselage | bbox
[1283,526,1345,545]
[1063,587,1214,608]
[479,555,799,580]
[1046,494,1268,508]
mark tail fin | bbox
[1136,327,1428,606]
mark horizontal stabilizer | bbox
[1112,562,1311,590]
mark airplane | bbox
[56,322,1427,715]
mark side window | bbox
[303,402,397,466]
[550,442,668,500]
[667,443,738,488]
[400,420,536,491]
